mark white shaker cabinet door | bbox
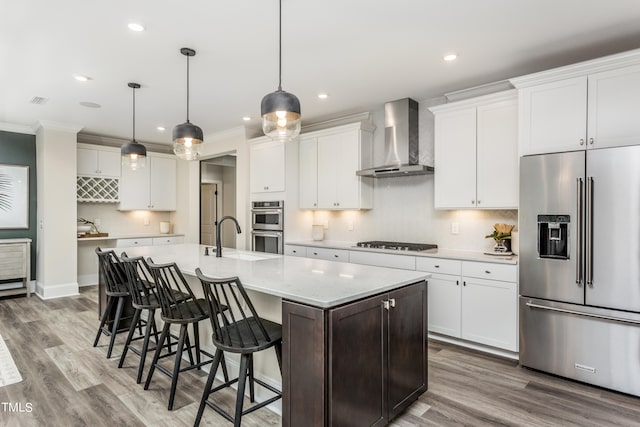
[299,136,318,209]
[149,156,176,211]
[476,99,518,209]
[77,148,99,175]
[519,76,587,155]
[98,150,121,177]
[587,63,640,149]
[119,162,150,210]
[434,107,477,209]
[427,273,462,337]
[250,140,285,193]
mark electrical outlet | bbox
[451,222,460,234]
[323,220,329,229]
[94,218,101,226]
[143,215,150,226]
[347,222,354,231]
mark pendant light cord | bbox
[186,54,190,122]
[132,85,136,142]
[278,0,282,91]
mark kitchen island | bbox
[116,243,430,426]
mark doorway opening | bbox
[200,155,237,247]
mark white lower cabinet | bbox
[284,244,307,257]
[306,247,349,262]
[116,236,184,248]
[348,250,415,270]
[152,236,184,245]
[416,258,518,352]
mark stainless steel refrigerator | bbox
[519,145,640,397]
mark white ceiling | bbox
[2,0,640,145]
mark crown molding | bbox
[77,132,173,154]
[34,120,83,134]
[0,122,36,135]
[511,48,640,88]
[429,89,517,114]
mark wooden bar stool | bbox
[194,268,282,427]
[93,247,140,359]
[144,259,224,410]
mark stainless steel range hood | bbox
[356,98,433,178]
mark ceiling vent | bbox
[29,96,49,105]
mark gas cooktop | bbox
[356,241,438,252]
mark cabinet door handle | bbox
[456,280,459,286]
[334,254,339,258]
[471,200,475,204]
[485,270,491,274]
[463,281,466,286]
[579,138,585,145]
[389,298,396,308]
[434,265,440,268]
[589,138,594,145]
[383,300,390,310]
[292,250,297,253]
[313,252,318,256]
[477,200,481,204]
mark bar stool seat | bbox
[194,268,282,427]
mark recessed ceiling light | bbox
[128,22,145,32]
[74,74,92,82]
[79,101,101,108]
[443,53,458,61]
[242,116,251,121]
[317,93,329,99]
[157,126,166,131]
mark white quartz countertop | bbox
[114,243,430,309]
[286,240,518,265]
[78,233,184,242]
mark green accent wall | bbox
[0,130,37,278]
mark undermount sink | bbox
[223,253,270,261]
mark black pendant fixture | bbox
[260,0,301,141]
[173,47,203,161]
[121,82,147,171]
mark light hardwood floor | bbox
[0,286,639,426]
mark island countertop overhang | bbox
[114,243,430,309]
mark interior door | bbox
[200,183,217,245]
[519,151,585,304]
[586,145,640,311]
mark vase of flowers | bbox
[485,223,514,253]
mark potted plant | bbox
[77,217,100,235]
[485,223,514,253]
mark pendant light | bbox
[121,82,147,171]
[260,0,301,141]
[173,47,203,161]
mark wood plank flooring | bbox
[0,286,638,426]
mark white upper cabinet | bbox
[298,121,374,210]
[511,51,640,155]
[119,153,176,211]
[77,146,121,177]
[430,90,518,210]
[250,139,285,193]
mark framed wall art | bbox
[0,165,29,229]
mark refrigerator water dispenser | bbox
[537,215,570,259]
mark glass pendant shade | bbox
[173,47,203,161]
[121,140,147,171]
[261,89,301,141]
[121,82,146,170]
[172,121,203,161]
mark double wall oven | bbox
[251,200,284,254]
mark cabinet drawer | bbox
[462,261,517,282]
[284,245,307,257]
[152,236,183,245]
[415,257,461,276]
[306,247,349,262]
[116,238,154,248]
[348,251,415,270]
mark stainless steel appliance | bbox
[251,201,283,254]
[519,146,640,397]
[356,241,437,252]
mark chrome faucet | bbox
[216,216,242,257]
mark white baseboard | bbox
[78,274,98,287]
[35,281,79,300]
[428,333,519,360]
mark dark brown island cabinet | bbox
[282,280,428,426]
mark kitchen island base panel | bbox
[283,280,428,426]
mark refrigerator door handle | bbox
[586,176,594,286]
[576,177,583,285]
[525,302,640,325]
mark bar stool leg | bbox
[194,348,223,427]
[107,296,125,359]
[194,322,201,369]
[144,322,170,390]
[118,308,142,368]
[234,354,250,427]
[168,323,188,410]
[93,295,114,347]
[136,309,156,384]
[248,354,255,402]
